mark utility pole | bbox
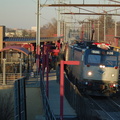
[63,21,66,42]
[89,20,92,40]
[57,0,61,37]
[36,0,40,79]
[115,9,117,37]
[98,20,100,42]
[104,15,106,41]
[115,21,117,36]
[115,9,117,46]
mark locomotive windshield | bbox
[105,56,117,66]
[85,50,118,67]
[88,55,101,64]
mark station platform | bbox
[26,69,77,120]
[44,70,77,119]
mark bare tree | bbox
[40,18,57,37]
[99,15,114,42]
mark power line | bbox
[107,0,120,3]
[41,0,48,10]
[41,16,50,21]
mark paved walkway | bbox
[26,77,45,120]
[45,70,77,118]
[26,70,77,120]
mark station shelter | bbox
[0,26,62,83]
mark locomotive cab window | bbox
[88,55,101,64]
[86,54,118,66]
[104,56,117,67]
[85,49,119,67]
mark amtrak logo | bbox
[98,69,105,74]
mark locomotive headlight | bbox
[88,71,92,76]
[85,82,88,85]
[111,74,115,77]
[113,84,116,87]
[99,65,105,68]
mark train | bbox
[65,41,120,96]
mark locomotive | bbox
[65,41,120,96]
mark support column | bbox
[3,58,6,85]
[19,58,22,77]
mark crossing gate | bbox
[14,77,27,120]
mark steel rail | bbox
[88,96,114,120]
[109,98,120,108]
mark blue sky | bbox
[0,0,119,29]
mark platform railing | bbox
[64,73,99,120]
[0,72,29,85]
[14,77,27,120]
[40,70,56,120]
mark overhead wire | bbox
[31,0,37,4]
[40,0,49,10]
[107,0,120,3]
[41,16,50,22]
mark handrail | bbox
[40,70,56,120]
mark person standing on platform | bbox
[32,63,37,77]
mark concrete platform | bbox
[26,78,45,120]
[45,70,77,118]
[26,69,77,120]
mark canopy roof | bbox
[3,36,63,43]
[0,46,30,56]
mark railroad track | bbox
[87,95,120,120]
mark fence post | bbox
[60,60,80,120]
[19,58,22,77]
[60,60,64,120]
[46,49,49,98]
[2,58,6,85]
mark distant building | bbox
[31,26,37,32]
[5,31,15,37]
[16,29,23,37]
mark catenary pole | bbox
[57,0,61,37]
[36,0,40,80]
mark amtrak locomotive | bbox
[65,41,120,96]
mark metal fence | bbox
[14,77,27,120]
[0,62,29,85]
[64,74,98,120]
[40,70,56,120]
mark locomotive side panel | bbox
[71,48,83,81]
[67,46,74,71]
[68,46,73,61]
